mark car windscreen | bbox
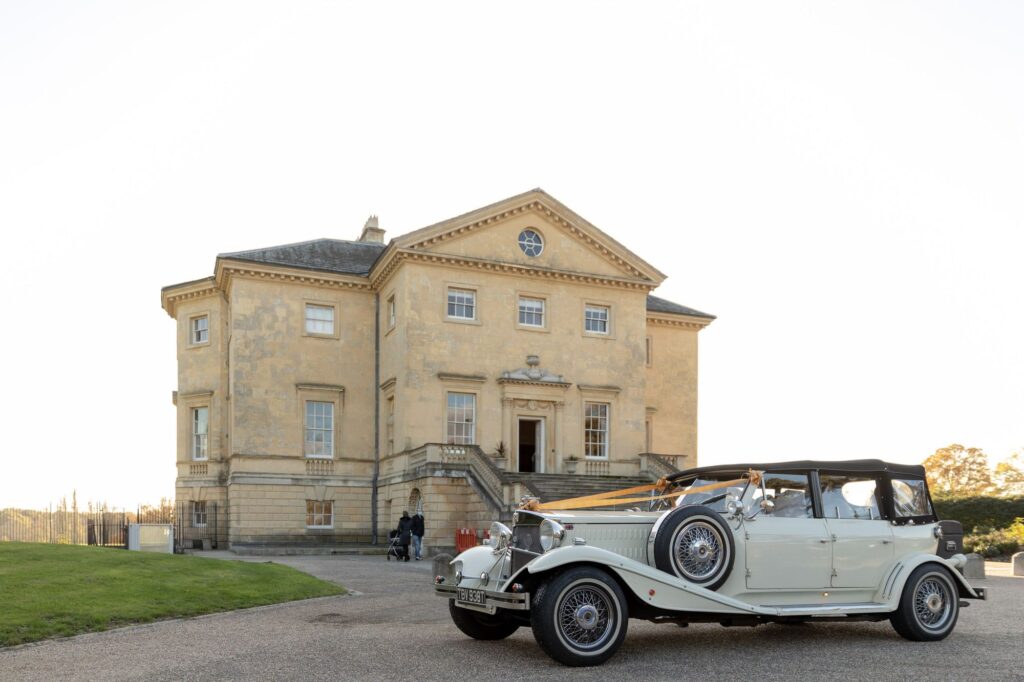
[663,473,748,512]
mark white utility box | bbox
[128,523,174,553]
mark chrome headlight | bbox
[539,519,565,551]
[490,521,512,554]
[933,525,944,539]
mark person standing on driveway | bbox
[397,511,413,562]
[411,511,425,560]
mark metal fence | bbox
[174,501,223,551]
[0,507,130,547]
[0,502,223,552]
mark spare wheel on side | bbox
[651,505,735,590]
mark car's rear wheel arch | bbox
[889,562,960,641]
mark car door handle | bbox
[882,539,892,544]
[819,539,829,543]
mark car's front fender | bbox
[525,544,768,616]
[879,553,987,605]
[449,545,503,584]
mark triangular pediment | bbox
[390,189,665,284]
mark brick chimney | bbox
[359,215,385,243]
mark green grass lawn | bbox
[0,543,345,647]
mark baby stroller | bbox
[385,529,406,561]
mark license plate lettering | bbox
[457,588,486,605]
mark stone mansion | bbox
[161,189,714,552]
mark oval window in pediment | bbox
[518,229,544,257]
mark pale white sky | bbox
[1,2,1021,509]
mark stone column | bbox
[501,397,513,470]
[554,401,565,467]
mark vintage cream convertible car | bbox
[434,460,986,666]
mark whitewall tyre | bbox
[653,505,735,590]
[890,564,960,641]
[530,566,629,667]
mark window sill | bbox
[516,324,549,333]
[304,455,334,460]
[445,317,482,326]
[303,332,340,340]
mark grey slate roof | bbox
[217,240,713,321]
[646,295,715,319]
[219,239,387,276]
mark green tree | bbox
[993,451,1024,495]
[923,444,993,497]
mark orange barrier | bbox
[455,527,478,552]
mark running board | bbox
[768,602,892,616]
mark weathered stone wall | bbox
[174,291,227,465]
[227,276,376,472]
[228,482,373,545]
[377,475,495,554]
[644,322,700,458]
[394,257,649,471]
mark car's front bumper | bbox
[435,583,531,615]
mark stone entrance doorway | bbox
[517,418,544,473]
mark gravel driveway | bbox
[1,554,1019,681]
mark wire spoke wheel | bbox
[556,582,614,650]
[674,521,725,581]
[913,576,953,630]
[890,565,960,642]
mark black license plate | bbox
[457,588,486,606]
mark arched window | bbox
[408,488,423,514]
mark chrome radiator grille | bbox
[511,514,543,574]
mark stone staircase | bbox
[501,472,654,509]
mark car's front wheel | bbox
[890,564,960,641]
[448,600,520,640]
[530,566,629,667]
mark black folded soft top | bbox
[668,459,926,483]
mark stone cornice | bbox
[161,277,219,318]
[497,377,572,388]
[408,201,649,280]
[295,383,345,393]
[215,259,373,298]
[371,248,657,293]
[390,191,666,283]
[437,372,488,384]
[577,384,622,395]
[646,312,714,330]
